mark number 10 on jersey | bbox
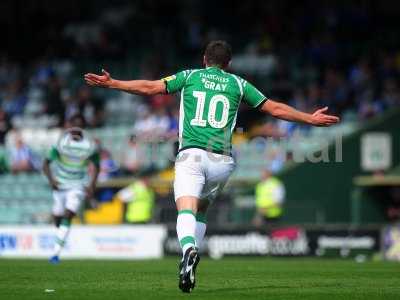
[190,91,230,129]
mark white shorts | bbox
[52,188,85,216]
[174,148,236,201]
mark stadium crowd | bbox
[0,0,399,175]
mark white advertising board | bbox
[0,225,166,259]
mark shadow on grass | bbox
[201,283,341,294]
[201,285,291,293]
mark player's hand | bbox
[85,186,99,209]
[50,179,59,190]
[88,198,99,210]
[85,185,95,199]
[84,69,114,88]
[310,107,340,127]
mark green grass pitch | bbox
[0,257,399,300]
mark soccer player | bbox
[84,40,339,292]
[43,115,100,263]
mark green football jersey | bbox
[47,132,100,189]
[163,66,268,154]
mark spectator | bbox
[0,109,11,145]
[65,86,104,128]
[322,68,349,113]
[93,140,119,202]
[0,57,19,89]
[121,134,144,175]
[76,86,105,128]
[152,107,170,138]
[31,59,55,86]
[117,176,155,224]
[166,107,179,138]
[253,168,285,227]
[358,89,383,120]
[348,58,373,92]
[64,113,86,129]
[9,134,36,173]
[43,74,65,125]
[166,107,180,155]
[266,149,286,174]
[133,106,169,140]
[98,148,119,182]
[1,79,28,117]
[380,78,400,108]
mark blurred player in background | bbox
[84,40,339,292]
[43,115,100,263]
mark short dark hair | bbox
[67,113,86,129]
[204,40,232,68]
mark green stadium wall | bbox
[279,109,400,224]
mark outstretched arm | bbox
[84,69,166,96]
[260,99,340,126]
